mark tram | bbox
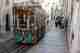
[12,2,48,46]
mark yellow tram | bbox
[13,3,48,45]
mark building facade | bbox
[64,0,80,53]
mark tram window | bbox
[18,17,24,24]
[19,19,27,28]
[15,8,23,17]
[29,16,34,25]
[25,7,33,16]
[19,24,27,28]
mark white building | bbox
[64,0,80,53]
